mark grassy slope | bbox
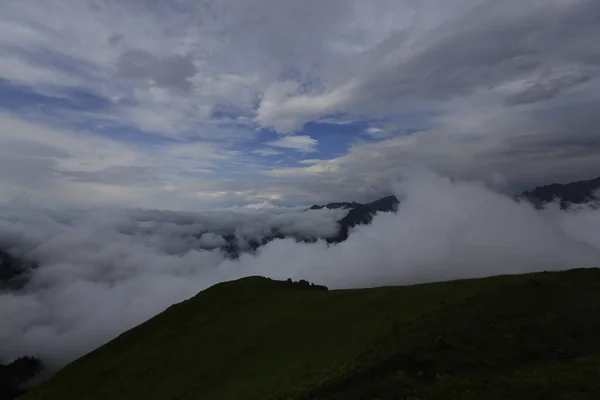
[21,268,600,400]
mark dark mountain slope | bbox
[0,357,43,400]
[21,268,600,400]
[214,195,400,255]
[0,252,43,400]
[309,201,362,210]
[327,195,399,243]
[519,176,600,209]
[0,250,36,291]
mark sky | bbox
[1,0,600,209]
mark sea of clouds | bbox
[1,172,599,370]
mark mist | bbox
[1,172,599,371]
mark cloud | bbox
[505,71,591,105]
[0,0,600,212]
[266,135,318,153]
[255,0,600,131]
[364,127,391,139]
[1,172,600,371]
[258,81,600,203]
[256,81,356,132]
[0,114,269,210]
[0,55,82,88]
[252,148,283,157]
[116,49,197,92]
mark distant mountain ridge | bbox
[309,201,363,210]
[3,176,600,288]
[323,195,399,243]
[0,251,36,291]
[214,195,400,256]
[518,176,600,209]
[308,175,600,213]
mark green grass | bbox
[21,268,600,400]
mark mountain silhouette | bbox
[0,251,36,291]
[324,195,399,243]
[518,176,600,209]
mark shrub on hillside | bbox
[285,278,328,291]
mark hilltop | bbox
[21,268,600,400]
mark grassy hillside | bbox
[21,268,600,400]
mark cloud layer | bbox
[1,173,599,370]
[1,0,600,208]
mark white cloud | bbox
[364,127,394,139]
[1,172,599,370]
[265,135,318,153]
[0,55,82,88]
[252,148,283,157]
[0,0,441,135]
[256,81,357,132]
[267,159,341,178]
[0,114,264,209]
[252,0,600,134]
[0,0,599,209]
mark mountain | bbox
[309,196,399,213]
[0,357,43,400]
[213,195,400,256]
[309,201,363,210]
[0,250,36,291]
[313,174,600,244]
[20,268,600,400]
[0,253,43,400]
[518,176,600,209]
[326,195,399,243]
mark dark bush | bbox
[283,278,328,291]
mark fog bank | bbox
[1,172,599,369]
